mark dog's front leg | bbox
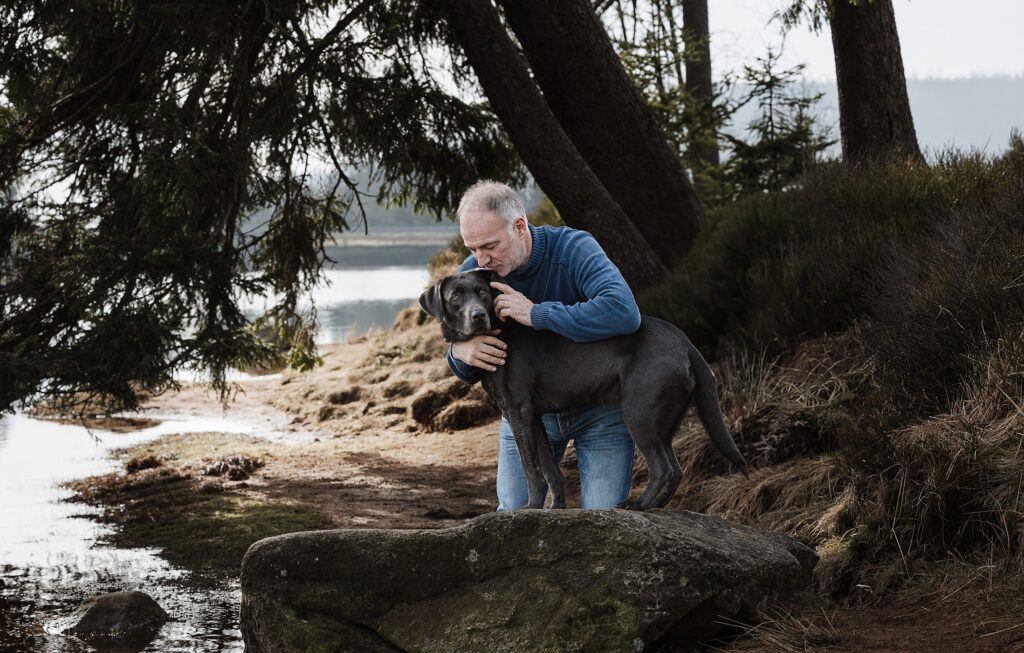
[506,414,547,509]
[528,415,565,509]
[508,411,565,509]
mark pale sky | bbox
[712,0,1024,81]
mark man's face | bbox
[460,209,528,277]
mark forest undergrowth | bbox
[623,138,1024,647]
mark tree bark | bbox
[829,0,922,164]
[681,0,719,169]
[497,0,705,268]
[444,0,667,290]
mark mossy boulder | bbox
[240,510,817,652]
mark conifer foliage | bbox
[0,1,522,413]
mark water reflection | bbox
[0,415,249,652]
[317,298,418,344]
[238,265,429,345]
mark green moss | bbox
[113,491,333,579]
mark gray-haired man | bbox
[445,180,641,509]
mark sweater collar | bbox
[508,224,547,281]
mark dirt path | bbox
[137,383,504,529]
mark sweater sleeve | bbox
[444,255,484,384]
[447,343,481,384]
[529,232,641,342]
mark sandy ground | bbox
[133,319,584,529]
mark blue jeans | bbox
[496,405,635,510]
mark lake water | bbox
[244,226,457,344]
[242,266,431,345]
[0,414,264,652]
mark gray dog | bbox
[419,268,748,511]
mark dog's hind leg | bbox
[619,383,687,510]
[620,438,679,510]
[649,444,684,508]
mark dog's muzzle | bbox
[460,305,494,335]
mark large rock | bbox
[241,510,817,652]
[65,590,170,644]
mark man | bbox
[446,180,642,510]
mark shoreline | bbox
[65,318,506,583]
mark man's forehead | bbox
[460,209,506,243]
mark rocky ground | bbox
[67,305,1024,651]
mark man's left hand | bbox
[491,282,534,327]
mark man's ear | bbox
[512,215,528,236]
[418,278,447,322]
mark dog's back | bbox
[420,270,748,510]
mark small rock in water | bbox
[65,590,170,644]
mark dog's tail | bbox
[689,347,750,478]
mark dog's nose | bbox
[471,309,487,324]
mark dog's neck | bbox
[441,312,523,344]
[441,322,473,343]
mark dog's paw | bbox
[616,500,644,511]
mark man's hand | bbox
[491,282,534,327]
[452,330,506,372]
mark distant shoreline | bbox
[328,224,459,248]
[323,224,459,269]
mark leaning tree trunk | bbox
[498,0,705,268]
[682,0,719,169]
[829,0,922,164]
[444,0,667,290]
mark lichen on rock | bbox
[240,509,817,652]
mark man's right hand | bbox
[451,330,506,372]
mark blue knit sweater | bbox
[446,224,641,384]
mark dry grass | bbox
[833,333,1024,589]
[267,317,457,436]
[715,606,842,652]
[626,328,869,543]
[630,324,1024,604]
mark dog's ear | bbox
[418,278,447,322]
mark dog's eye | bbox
[477,289,487,296]
[451,294,462,302]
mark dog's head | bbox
[419,268,502,342]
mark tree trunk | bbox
[444,0,667,290]
[829,0,922,164]
[682,0,719,169]
[497,0,705,268]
